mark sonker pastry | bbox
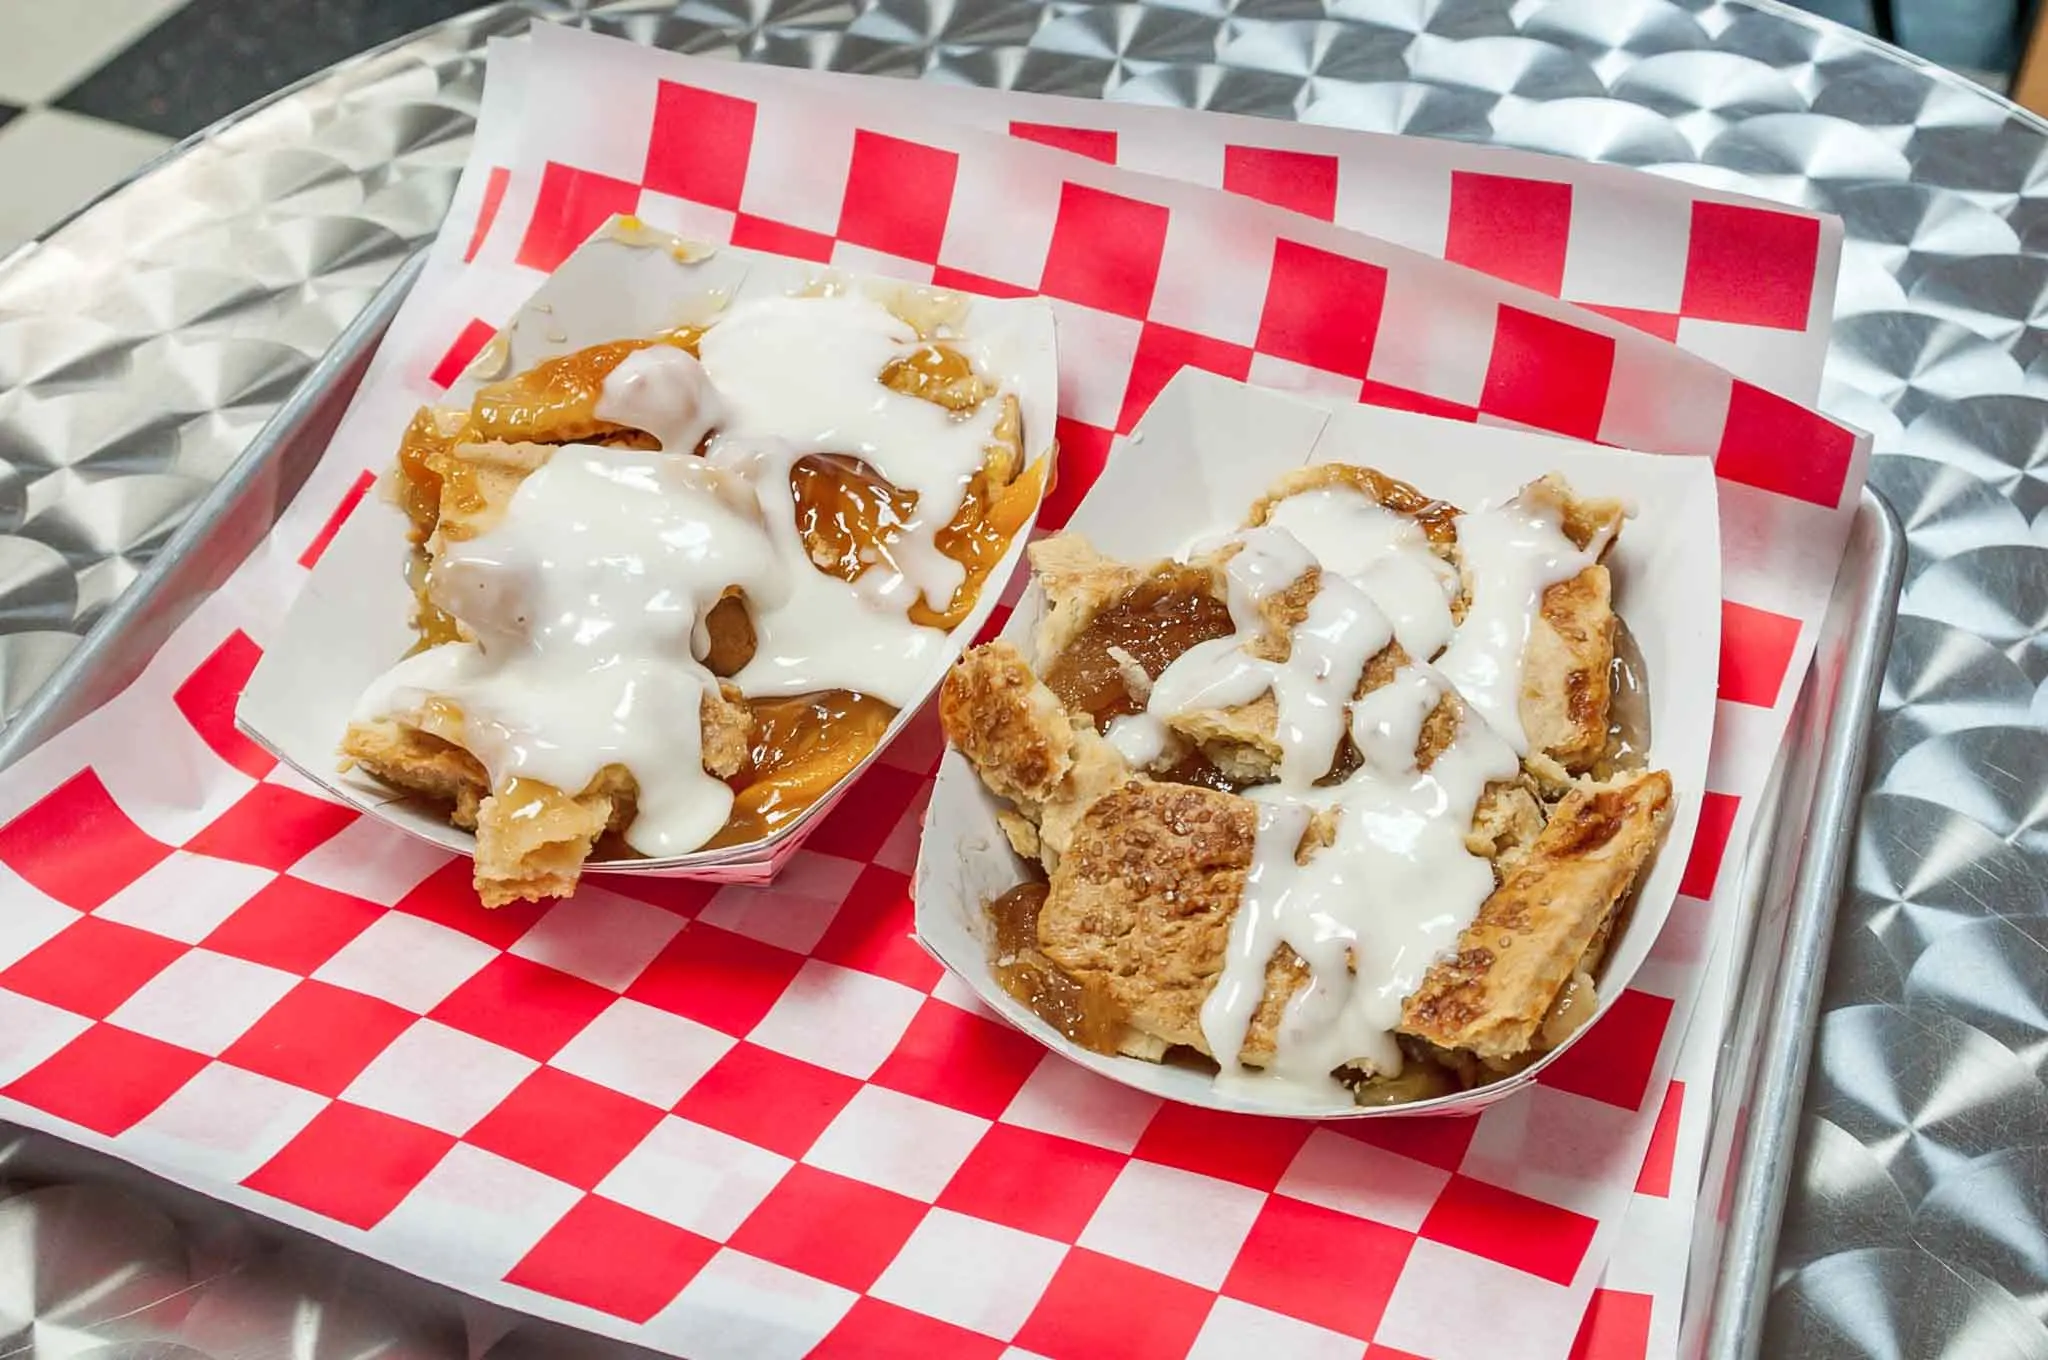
[343,271,1042,906]
[940,461,1670,1106]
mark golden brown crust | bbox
[1247,462,1462,550]
[1523,564,1615,772]
[1025,533,1152,670]
[426,440,555,546]
[1039,781,1306,1063]
[340,717,488,829]
[939,642,1076,805]
[1399,769,1673,1058]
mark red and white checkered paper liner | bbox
[0,29,1865,1360]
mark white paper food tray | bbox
[238,220,1059,884]
[913,368,1721,1117]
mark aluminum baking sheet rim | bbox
[0,252,1901,1349]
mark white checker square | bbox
[107,949,298,1056]
[631,190,739,248]
[1077,1160,1265,1289]
[1247,351,1366,405]
[1275,1128,1450,1233]
[1674,316,1823,415]
[291,816,453,906]
[1047,302,1143,430]
[829,241,935,282]
[597,1115,793,1240]
[1460,1087,1636,1218]
[509,885,683,991]
[312,912,496,1013]
[1597,328,1731,460]
[1146,208,1270,346]
[872,794,930,876]
[369,1144,583,1279]
[1364,265,1495,409]
[1334,142,1454,256]
[871,1209,1067,1341]
[700,853,863,955]
[551,998,734,1108]
[739,100,855,235]
[120,1063,326,1184]
[647,1249,856,1360]
[340,1020,538,1135]
[0,990,89,1085]
[1189,1298,1364,1360]
[939,147,1062,294]
[805,1086,989,1201]
[1001,1054,1161,1154]
[96,720,253,845]
[1376,1239,1582,1360]
[93,852,274,943]
[1560,186,1689,314]
[0,870,78,971]
[747,959,923,1079]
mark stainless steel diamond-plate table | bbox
[0,1,2042,1357]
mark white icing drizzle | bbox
[1155,479,1625,1093]
[356,289,1029,857]
[593,346,724,454]
[1434,489,1611,755]
[1105,712,1172,768]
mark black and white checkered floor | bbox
[0,0,480,254]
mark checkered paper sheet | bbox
[0,30,1865,1360]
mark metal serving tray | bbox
[0,252,1902,1354]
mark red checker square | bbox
[604,876,719,918]
[3,1024,208,1135]
[875,998,1050,1120]
[174,631,276,778]
[1015,1248,1216,1360]
[1538,987,1674,1113]
[928,264,1032,299]
[1479,304,1615,441]
[202,877,383,976]
[1009,121,1118,163]
[1571,1288,1654,1360]
[1367,1349,1432,1360]
[1419,1175,1597,1286]
[505,1194,718,1322]
[296,470,376,570]
[816,1296,1005,1360]
[1134,1103,1312,1192]
[516,162,641,273]
[244,1102,454,1230]
[1716,378,1857,509]
[1581,303,1681,343]
[395,860,547,948]
[731,214,836,263]
[936,1122,1124,1242]
[627,923,807,1037]
[1256,239,1389,380]
[1720,601,1802,708]
[1038,182,1170,320]
[1681,201,1819,329]
[220,979,414,1097]
[465,165,510,262]
[674,1041,859,1159]
[1635,1080,1685,1198]
[1223,1194,1413,1339]
[1446,171,1573,297]
[1223,145,1338,221]
[429,954,614,1063]
[429,318,498,390]
[1335,1113,1478,1175]
[1679,791,1741,900]
[466,1065,665,1190]
[645,81,757,211]
[185,784,355,872]
[1358,379,1478,423]
[804,762,930,863]
[0,769,172,912]
[838,131,957,264]
[1116,323,1254,434]
[972,604,1012,648]
[1038,417,1115,532]
[1,916,184,1019]
[813,865,942,992]
[730,1162,928,1291]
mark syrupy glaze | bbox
[879,343,993,413]
[703,689,897,849]
[1042,570,1236,728]
[405,548,464,651]
[985,881,1129,1054]
[1594,618,1651,781]
[395,406,465,542]
[468,329,706,446]
[789,451,1048,631]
